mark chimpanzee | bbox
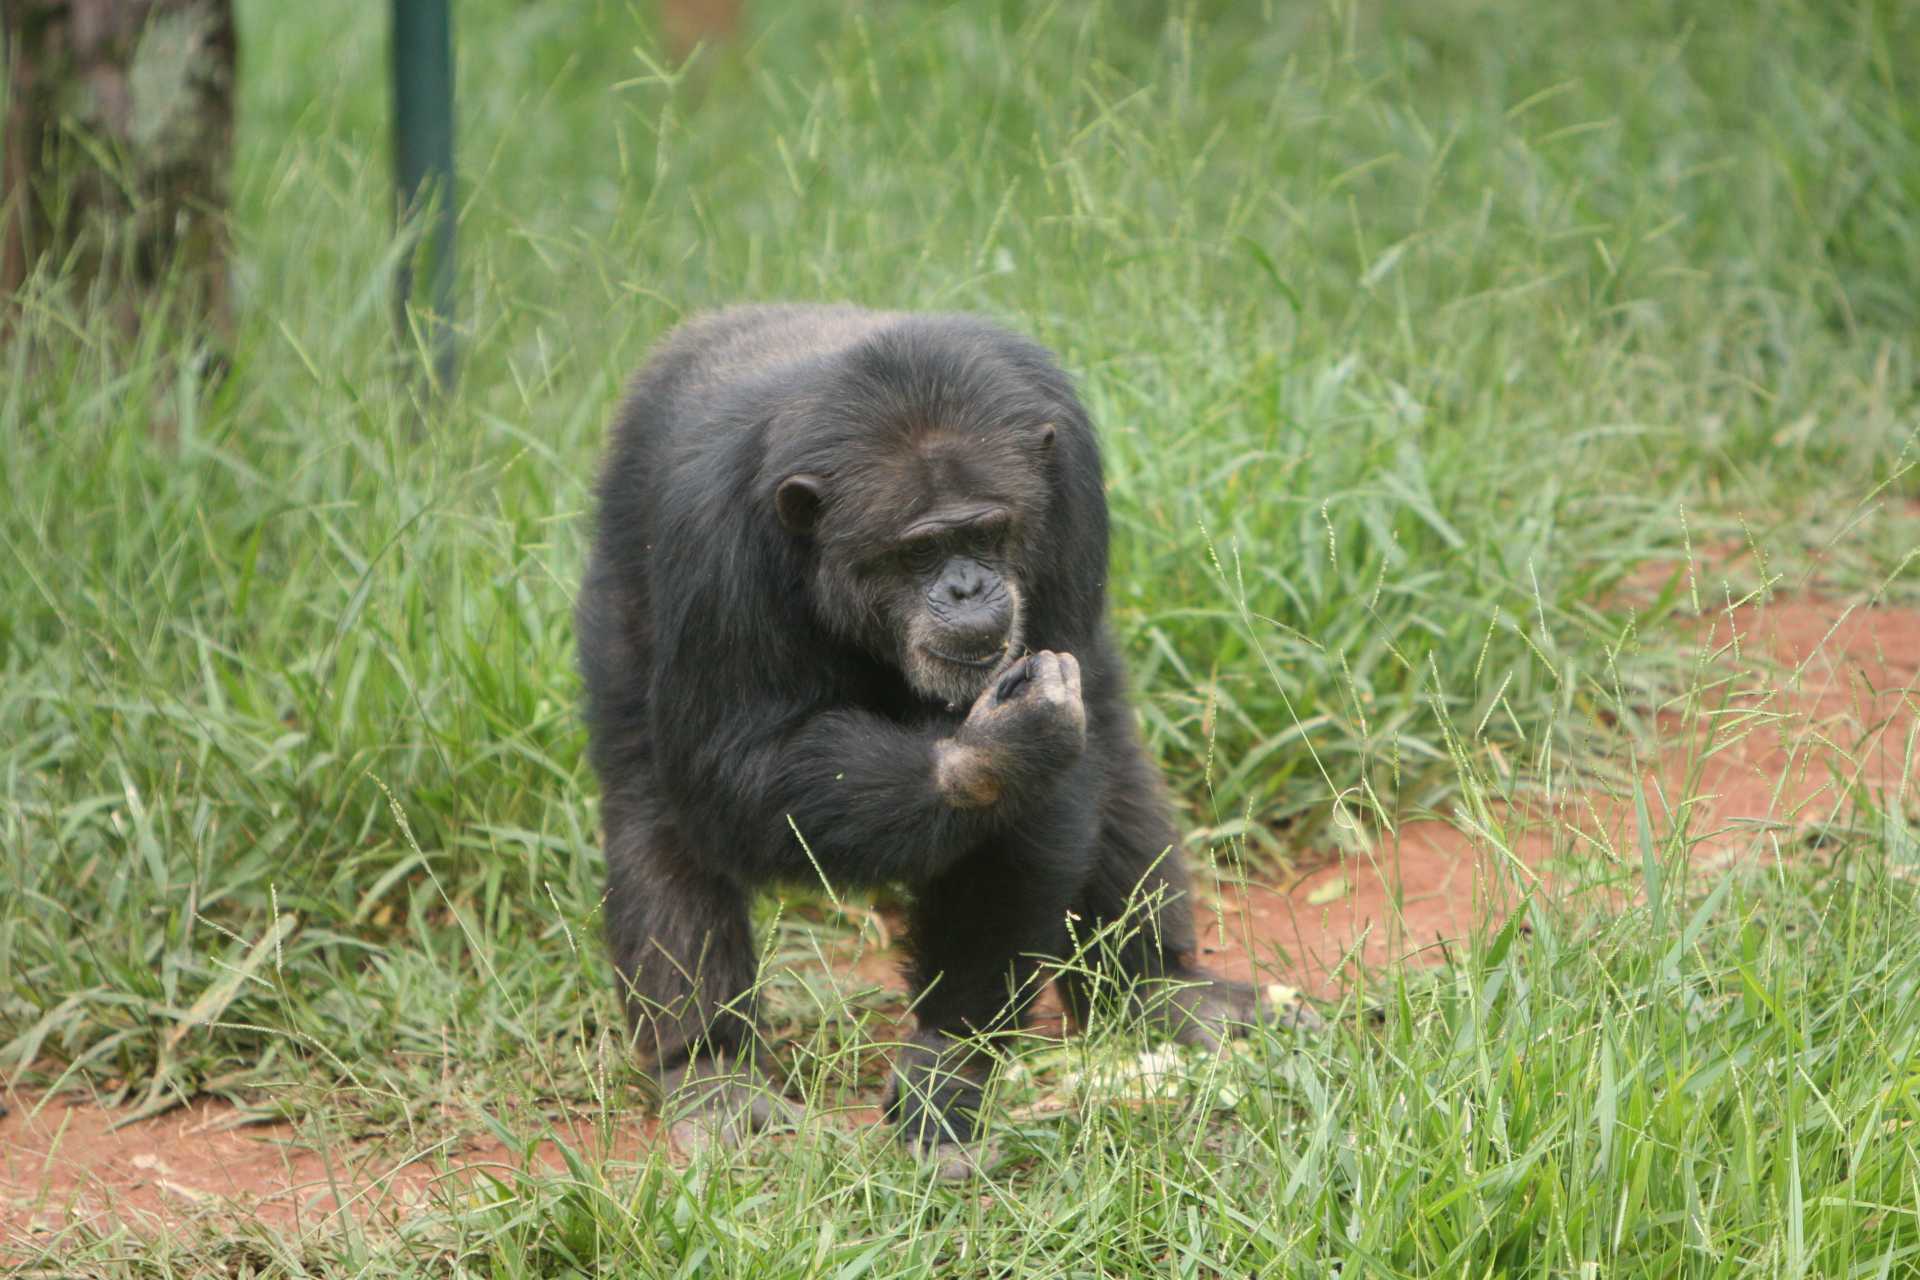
[577,304,1301,1174]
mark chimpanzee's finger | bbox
[995,653,1038,703]
[1056,651,1081,701]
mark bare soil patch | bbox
[1220,595,1920,996]
[1,1091,655,1251]
[5,592,1915,1247]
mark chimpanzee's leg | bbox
[887,798,1094,1177]
[1057,732,1317,1047]
[603,802,799,1145]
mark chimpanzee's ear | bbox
[775,473,825,535]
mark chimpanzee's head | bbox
[765,322,1067,706]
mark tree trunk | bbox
[1,0,235,334]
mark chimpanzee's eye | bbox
[902,540,943,574]
[971,512,1012,554]
[975,524,1010,555]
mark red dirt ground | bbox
[5,592,1916,1248]
[1217,597,1920,997]
[1,1096,658,1249]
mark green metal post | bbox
[392,0,456,389]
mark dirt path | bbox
[5,593,1916,1248]
[1,1095,654,1247]
[1215,597,1919,996]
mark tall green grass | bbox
[3,0,1917,1272]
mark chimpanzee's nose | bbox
[942,561,989,604]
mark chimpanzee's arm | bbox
[662,652,1087,887]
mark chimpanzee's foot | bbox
[923,1137,1002,1182]
[885,1030,1000,1180]
[1157,974,1323,1051]
[659,1055,805,1151]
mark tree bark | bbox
[1,0,235,333]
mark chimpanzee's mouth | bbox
[924,643,1005,668]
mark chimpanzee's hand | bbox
[934,650,1086,809]
[968,649,1088,763]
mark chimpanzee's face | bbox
[870,500,1025,706]
[774,429,1053,707]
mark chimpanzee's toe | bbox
[925,1138,1002,1182]
[660,1058,804,1151]
[1163,975,1322,1049]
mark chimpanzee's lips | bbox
[925,643,1004,668]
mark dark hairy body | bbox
[578,304,1291,1171]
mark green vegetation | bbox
[3,0,1916,1274]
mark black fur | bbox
[578,304,1253,1153]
